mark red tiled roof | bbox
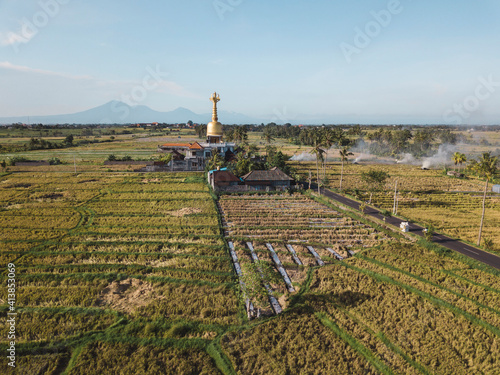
[161,143,191,148]
[188,142,204,150]
[161,142,205,150]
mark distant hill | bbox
[0,101,262,125]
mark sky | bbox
[1,0,500,125]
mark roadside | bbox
[313,184,500,270]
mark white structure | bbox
[400,222,409,232]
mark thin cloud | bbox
[0,61,201,100]
[0,61,93,80]
[156,81,203,99]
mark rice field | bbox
[1,168,499,374]
[291,160,500,251]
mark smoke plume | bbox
[290,152,316,161]
[421,144,457,169]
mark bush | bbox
[7,156,29,166]
[483,238,494,251]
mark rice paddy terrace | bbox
[0,172,499,374]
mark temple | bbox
[157,92,236,171]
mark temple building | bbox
[157,92,236,171]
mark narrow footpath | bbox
[314,185,500,270]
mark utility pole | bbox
[392,179,398,215]
[74,155,77,174]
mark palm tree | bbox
[452,152,467,172]
[452,152,460,171]
[262,129,275,145]
[261,129,275,157]
[339,147,353,191]
[474,152,498,246]
[321,128,336,180]
[310,141,325,194]
[234,126,248,144]
[207,151,224,171]
[457,153,467,172]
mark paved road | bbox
[314,185,500,270]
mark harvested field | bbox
[96,278,156,314]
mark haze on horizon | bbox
[1,0,500,125]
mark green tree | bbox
[424,223,435,241]
[207,151,225,171]
[159,153,172,165]
[262,129,275,146]
[310,141,325,194]
[321,128,343,180]
[474,152,498,246]
[234,126,248,144]
[195,124,207,138]
[455,152,466,172]
[64,134,74,146]
[339,147,353,191]
[361,169,390,204]
[246,144,259,158]
[234,154,255,176]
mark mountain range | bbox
[0,101,262,125]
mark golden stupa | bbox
[207,92,223,142]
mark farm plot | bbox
[291,161,500,250]
[371,191,500,250]
[221,241,500,374]
[0,172,240,373]
[219,194,389,317]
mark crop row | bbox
[220,195,387,247]
[15,252,232,273]
[311,260,500,374]
[289,161,485,192]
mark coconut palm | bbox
[234,126,248,144]
[310,141,325,194]
[261,129,275,145]
[457,153,467,172]
[207,151,224,171]
[452,152,467,172]
[474,152,498,246]
[339,147,353,191]
[321,128,336,180]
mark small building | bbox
[241,167,294,191]
[493,185,500,194]
[208,168,241,191]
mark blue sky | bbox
[1,0,500,124]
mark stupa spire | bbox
[210,92,220,122]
